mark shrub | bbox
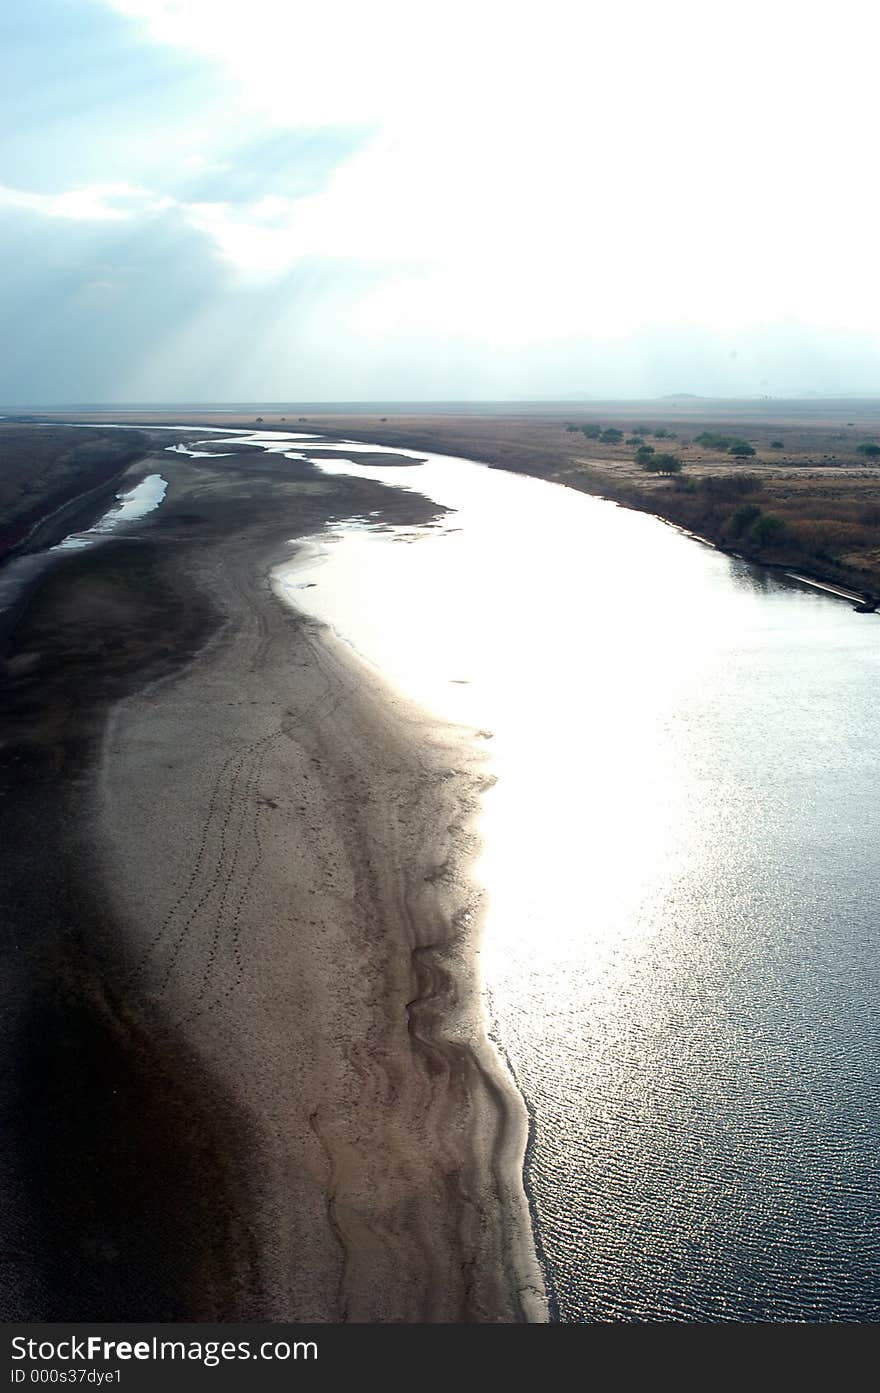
[750,513,786,547]
[635,444,656,466]
[626,435,644,446]
[599,427,624,443]
[653,428,670,439]
[729,442,756,458]
[643,452,682,474]
[729,503,762,536]
[701,473,761,500]
[770,440,785,449]
[856,442,880,459]
[581,424,602,439]
[695,431,732,449]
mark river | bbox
[266,435,880,1322]
[15,425,879,1321]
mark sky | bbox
[1,0,879,404]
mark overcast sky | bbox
[2,0,879,404]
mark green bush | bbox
[599,427,624,444]
[750,513,786,547]
[696,430,756,451]
[643,452,682,474]
[729,441,756,458]
[635,444,655,466]
[581,424,602,439]
[856,442,880,458]
[770,440,785,449]
[729,503,762,536]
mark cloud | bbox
[0,181,171,222]
[181,153,220,171]
[3,0,879,401]
[92,0,880,343]
[0,175,383,277]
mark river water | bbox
[267,437,880,1323]
[24,426,877,1321]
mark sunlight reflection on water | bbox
[51,473,168,550]
[272,440,880,1322]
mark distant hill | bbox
[660,393,703,400]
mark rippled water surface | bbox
[268,438,880,1323]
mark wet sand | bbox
[0,436,546,1321]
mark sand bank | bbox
[0,436,546,1321]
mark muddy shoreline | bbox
[0,435,546,1320]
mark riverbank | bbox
[269,407,880,603]
[0,425,153,561]
[36,405,880,601]
[0,432,545,1321]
